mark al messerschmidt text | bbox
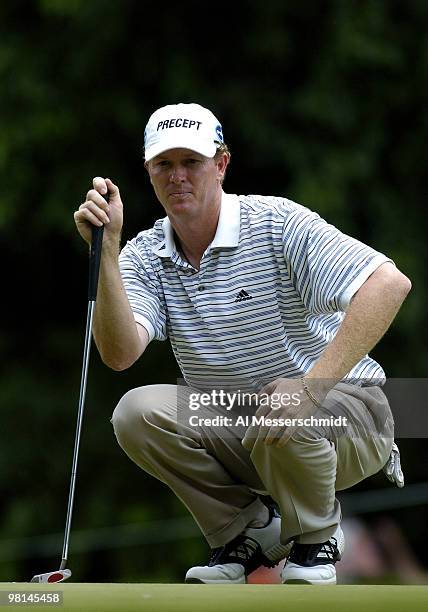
[188,415,348,428]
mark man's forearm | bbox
[305,263,411,397]
[93,241,147,370]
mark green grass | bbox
[1,583,428,611]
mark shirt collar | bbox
[210,191,240,249]
[151,191,240,258]
[151,217,175,257]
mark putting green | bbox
[1,583,427,611]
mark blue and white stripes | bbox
[119,192,391,390]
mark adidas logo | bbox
[234,289,252,302]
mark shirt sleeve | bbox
[282,207,394,314]
[119,239,167,342]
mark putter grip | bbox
[88,192,109,300]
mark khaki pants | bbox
[111,382,393,547]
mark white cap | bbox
[144,103,224,162]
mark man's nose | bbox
[170,165,186,182]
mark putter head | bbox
[30,569,71,583]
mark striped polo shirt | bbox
[119,192,392,391]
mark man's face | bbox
[145,148,228,220]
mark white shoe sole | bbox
[283,576,337,585]
[185,575,246,584]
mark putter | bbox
[31,204,106,583]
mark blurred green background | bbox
[0,0,427,584]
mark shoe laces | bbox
[289,535,339,566]
[209,534,260,566]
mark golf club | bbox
[31,200,107,583]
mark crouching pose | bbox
[74,103,409,584]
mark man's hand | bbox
[244,378,326,448]
[74,177,123,246]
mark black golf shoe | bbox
[281,525,345,585]
[185,506,291,584]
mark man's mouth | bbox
[169,191,191,197]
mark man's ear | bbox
[144,160,154,185]
[216,152,230,181]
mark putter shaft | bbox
[60,299,96,569]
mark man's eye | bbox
[187,159,201,165]
[157,160,169,167]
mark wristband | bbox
[300,377,323,409]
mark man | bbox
[74,103,410,585]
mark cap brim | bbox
[145,136,217,162]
